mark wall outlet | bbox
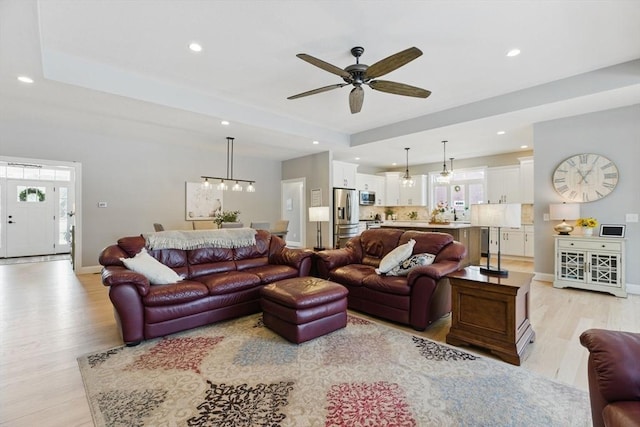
[543,213,549,221]
[626,213,639,223]
[97,201,108,208]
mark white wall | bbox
[1,109,282,268]
[283,151,331,249]
[533,104,640,286]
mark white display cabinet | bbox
[554,235,626,297]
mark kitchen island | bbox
[381,221,480,267]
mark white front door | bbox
[6,180,56,257]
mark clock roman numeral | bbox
[603,182,615,189]
[603,172,618,179]
[579,154,589,164]
[591,155,600,164]
[596,190,605,199]
[556,185,569,193]
[600,161,614,170]
[566,158,576,167]
[554,177,566,183]
[583,192,590,202]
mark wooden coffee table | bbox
[446,266,535,366]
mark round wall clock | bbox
[552,153,619,202]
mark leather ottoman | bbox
[260,277,348,343]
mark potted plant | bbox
[575,217,598,236]
[384,207,395,221]
[214,210,241,228]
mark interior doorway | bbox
[280,178,305,248]
[1,157,79,266]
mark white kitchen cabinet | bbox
[519,157,534,204]
[399,174,427,206]
[487,166,521,204]
[332,161,358,188]
[554,235,626,297]
[374,175,385,206]
[489,227,525,256]
[524,225,534,257]
[382,172,401,206]
[356,173,372,191]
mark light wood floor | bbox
[1,259,638,426]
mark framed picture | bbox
[311,188,322,207]
[185,182,223,220]
[599,224,625,238]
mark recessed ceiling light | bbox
[506,49,521,57]
[355,157,360,161]
[17,75,34,84]
[392,162,397,166]
[220,120,230,126]
[521,145,529,149]
[497,130,506,135]
[188,42,203,53]
[312,140,319,145]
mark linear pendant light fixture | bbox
[401,147,415,187]
[201,137,255,193]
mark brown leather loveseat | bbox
[579,329,640,427]
[99,230,313,345]
[315,228,466,331]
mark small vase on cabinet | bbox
[583,228,593,236]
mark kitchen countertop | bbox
[381,221,475,229]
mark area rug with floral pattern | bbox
[78,313,590,426]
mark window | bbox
[429,168,486,221]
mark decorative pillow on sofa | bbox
[386,253,436,276]
[120,248,183,285]
[375,239,416,274]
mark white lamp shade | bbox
[471,203,521,228]
[549,203,580,220]
[309,206,330,222]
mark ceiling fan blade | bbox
[296,53,352,79]
[365,47,423,79]
[287,83,348,100]
[349,86,364,114]
[368,80,431,98]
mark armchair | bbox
[579,329,640,427]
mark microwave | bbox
[359,191,376,205]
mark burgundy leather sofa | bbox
[580,329,640,427]
[315,228,466,331]
[99,230,313,345]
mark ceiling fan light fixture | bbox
[288,46,430,114]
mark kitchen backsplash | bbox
[360,204,534,224]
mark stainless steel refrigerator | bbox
[333,187,359,248]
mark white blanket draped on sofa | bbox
[144,228,257,250]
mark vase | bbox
[583,227,593,236]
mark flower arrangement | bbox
[576,217,598,228]
[214,210,241,227]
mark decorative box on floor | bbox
[260,277,348,343]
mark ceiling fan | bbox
[287,46,431,114]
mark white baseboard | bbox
[534,271,639,296]
[77,265,102,274]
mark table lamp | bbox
[309,206,330,251]
[471,203,521,276]
[549,203,580,235]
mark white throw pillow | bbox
[386,253,436,276]
[120,248,182,285]
[376,239,416,274]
